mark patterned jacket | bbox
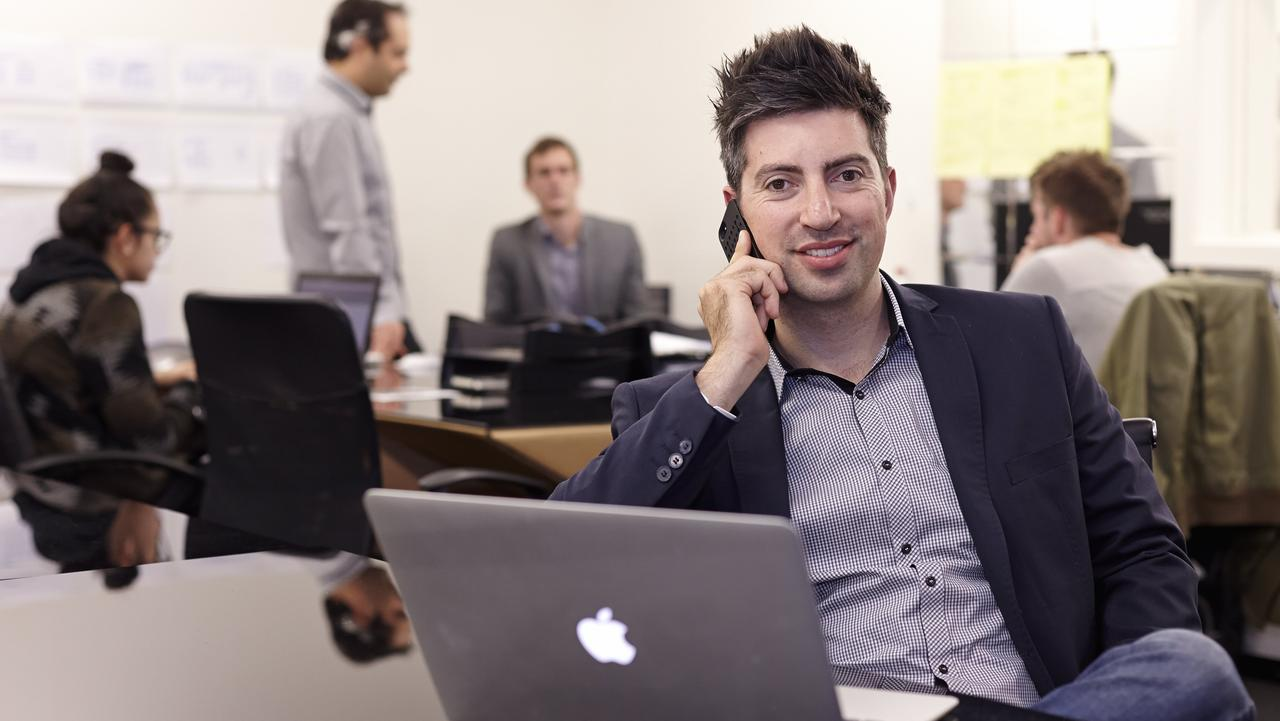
[0,238,197,513]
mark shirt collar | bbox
[766,271,912,400]
[880,272,912,348]
[535,217,581,252]
[320,67,373,115]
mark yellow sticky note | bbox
[937,55,1110,178]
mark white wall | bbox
[388,0,942,342]
[0,0,942,347]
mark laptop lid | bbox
[295,273,380,353]
[364,489,844,721]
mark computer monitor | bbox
[295,273,380,353]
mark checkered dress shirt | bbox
[770,275,1040,707]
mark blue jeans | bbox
[1032,629,1255,721]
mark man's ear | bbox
[1051,206,1070,240]
[883,166,897,218]
[722,185,736,205]
[347,33,371,59]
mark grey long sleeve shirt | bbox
[279,68,407,325]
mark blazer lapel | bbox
[894,280,1051,689]
[524,219,554,314]
[576,216,599,318]
[728,369,791,517]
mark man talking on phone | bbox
[550,26,1252,721]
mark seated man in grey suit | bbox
[484,137,650,325]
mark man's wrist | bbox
[696,350,764,409]
[698,390,739,421]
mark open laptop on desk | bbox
[364,490,961,721]
[295,273,380,353]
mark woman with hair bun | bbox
[0,151,200,573]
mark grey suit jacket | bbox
[483,215,649,324]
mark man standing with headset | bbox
[280,0,418,360]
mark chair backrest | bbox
[184,293,380,555]
[0,357,36,469]
[1122,417,1157,470]
[510,322,654,424]
[444,314,525,353]
[644,285,672,317]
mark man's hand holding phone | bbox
[696,229,788,410]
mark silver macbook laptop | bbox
[364,490,958,721]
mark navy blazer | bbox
[551,278,1200,696]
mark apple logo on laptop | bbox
[576,607,637,665]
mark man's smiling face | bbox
[729,108,896,308]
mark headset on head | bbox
[333,19,372,55]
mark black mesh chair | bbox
[185,294,549,556]
[185,293,385,555]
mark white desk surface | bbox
[0,552,446,721]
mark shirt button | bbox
[925,576,937,587]
[854,389,865,400]
[900,543,912,555]
[678,439,693,454]
[938,664,949,675]
[656,466,672,483]
[668,453,684,469]
[881,460,893,471]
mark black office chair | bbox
[1119,416,1237,650]
[1121,417,1157,470]
[185,293,388,555]
[508,321,654,424]
[0,358,203,513]
[185,294,549,555]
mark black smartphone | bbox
[718,199,762,261]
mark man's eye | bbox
[766,178,788,191]
[839,169,863,182]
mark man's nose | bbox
[800,185,839,231]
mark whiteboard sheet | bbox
[0,116,79,187]
[0,36,75,104]
[263,50,317,111]
[175,124,261,190]
[175,46,262,110]
[82,118,175,188]
[80,42,170,106]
